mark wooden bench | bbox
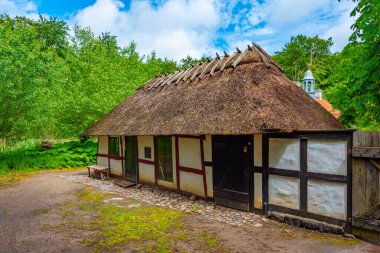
[86,165,110,180]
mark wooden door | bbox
[125,136,138,182]
[212,135,252,211]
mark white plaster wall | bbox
[206,166,213,197]
[269,138,300,171]
[110,159,122,176]
[308,140,347,175]
[178,137,201,169]
[204,135,212,162]
[139,163,155,183]
[308,180,346,220]
[98,135,108,154]
[97,156,108,167]
[137,136,154,161]
[254,172,262,209]
[180,171,205,197]
[269,175,300,209]
[254,134,262,167]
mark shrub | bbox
[0,140,97,176]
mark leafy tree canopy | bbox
[272,34,337,87]
[0,15,178,140]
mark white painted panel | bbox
[254,134,262,167]
[139,163,155,183]
[254,172,262,209]
[206,166,213,197]
[137,136,154,161]
[269,138,300,171]
[308,140,347,175]
[97,156,108,167]
[269,175,300,209]
[179,137,201,169]
[98,135,108,154]
[110,159,122,176]
[204,135,212,162]
[180,171,205,197]
[308,180,346,220]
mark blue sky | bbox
[0,0,356,61]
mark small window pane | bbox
[156,136,173,182]
[109,137,119,156]
[144,147,152,159]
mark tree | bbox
[272,35,337,87]
[0,16,178,139]
[327,0,380,129]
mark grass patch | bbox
[54,188,228,253]
[32,208,50,215]
[307,233,360,246]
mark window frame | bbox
[109,136,120,157]
[155,136,173,182]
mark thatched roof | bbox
[84,43,344,136]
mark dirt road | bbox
[0,170,379,253]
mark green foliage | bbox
[327,0,380,130]
[179,55,209,69]
[272,34,337,87]
[0,15,177,140]
[0,140,97,176]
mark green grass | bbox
[0,140,97,177]
[55,189,229,253]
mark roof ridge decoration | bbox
[144,42,283,91]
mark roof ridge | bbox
[143,42,282,91]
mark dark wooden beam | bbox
[175,136,180,189]
[308,172,347,183]
[268,168,300,177]
[352,147,380,158]
[262,134,269,214]
[268,204,346,227]
[300,139,308,212]
[138,159,155,165]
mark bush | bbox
[0,140,97,176]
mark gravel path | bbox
[62,174,266,227]
[1,169,379,253]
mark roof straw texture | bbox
[84,43,344,136]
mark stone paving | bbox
[62,174,267,227]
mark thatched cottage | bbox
[85,43,353,230]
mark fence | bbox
[352,131,380,216]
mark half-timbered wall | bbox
[97,135,108,167]
[137,136,155,183]
[135,135,211,198]
[96,135,123,177]
[262,132,352,227]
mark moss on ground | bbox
[54,188,229,253]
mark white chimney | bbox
[315,89,322,99]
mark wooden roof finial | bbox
[236,47,242,53]
[216,52,220,59]
[224,51,229,57]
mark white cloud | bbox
[0,0,357,59]
[0,0,39,19]
[72,0,221,60]
[321,3,356,52]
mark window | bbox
[156,136,173,182]
[109,137,120,156]
[144,147,152,159]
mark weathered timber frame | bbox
[259,130,353,230]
